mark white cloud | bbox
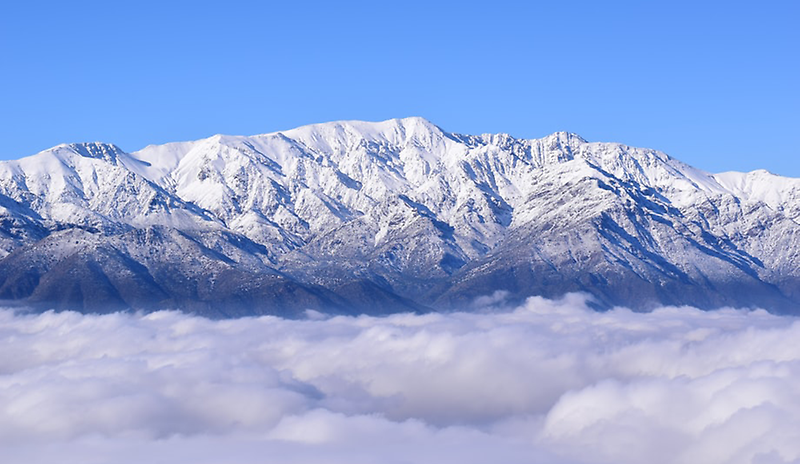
[1,295,799,463]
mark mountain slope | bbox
[1,117,798,315]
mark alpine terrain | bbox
[1,117,799,317]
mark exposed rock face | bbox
[1,118,799,316]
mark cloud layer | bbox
[2,294,800,464]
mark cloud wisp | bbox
[1,294,799,464]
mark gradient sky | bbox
[1,1,798,176]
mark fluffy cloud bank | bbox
[1,294,800,464]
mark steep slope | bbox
[434,160,797,311]
[0,225,355,317]
[1,118,798,315]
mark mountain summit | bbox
[1,118,799,316]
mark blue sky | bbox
[1,1,798,176]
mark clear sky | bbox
[1,1,798,176]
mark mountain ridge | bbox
[1,117,799,316]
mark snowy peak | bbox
[282,116,446,148]
[125,117,800,241]
[1,118,800,315]
[67,142,126,163]
[713,169,800,220]
[535,130,586,155]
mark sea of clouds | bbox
[2,292,800,464]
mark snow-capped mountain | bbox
[1,117,799,316]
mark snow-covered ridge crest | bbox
[0,140,220,235]
[713,169,800,218]
[1,117,799,315]
[128,117,798,212]
[4,117,799,240]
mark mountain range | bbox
[1,117,799,317]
